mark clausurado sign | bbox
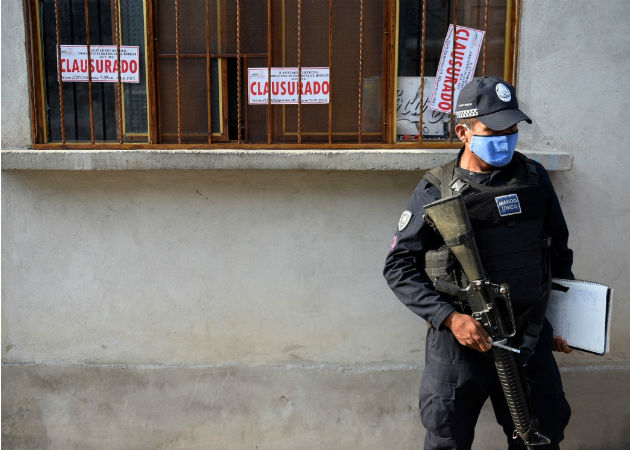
[429,25,484,114]
[248,67,330,104]
[57,45,140,83]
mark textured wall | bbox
[518,0,630,358]
[1,0,31,149]
[1,170,425,367]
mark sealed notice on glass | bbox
[429,25,484,113]
[58,45,140,83]
[248,67,330,105]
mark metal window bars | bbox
[35,0,518,148]
[206,0,213,144]
[113,0,123,144]
[53,0,66,144]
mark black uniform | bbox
[383,150,573,450]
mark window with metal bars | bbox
[24,0,520,148]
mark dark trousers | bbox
[419,320,571,450]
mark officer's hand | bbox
[552,335,573,353]
[443,311,493,352]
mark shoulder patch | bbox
[495,193,522,216]
[398,210,413,231]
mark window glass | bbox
[157,0,224,142]
[276,0,384,143]
[121,0,148,138]
[40,0,148,142]
[156,0,384,143]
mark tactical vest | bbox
[423,152,552,316]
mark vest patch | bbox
[495,193,522,216]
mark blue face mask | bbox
[465,128,519,167]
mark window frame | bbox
[24,0,522,149]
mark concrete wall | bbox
[2,1,629,449]
[517,0,630,359]
[1,0,31,149]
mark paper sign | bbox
[397,76,450,137]
[429,25,484,113]
[248,67,329,104]
[58,45,140,83]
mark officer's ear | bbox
[455,123,469,144]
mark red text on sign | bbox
[250,80,330,97]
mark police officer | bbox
[383,77,574,450]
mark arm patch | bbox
[398,210,413,231]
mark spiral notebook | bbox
[545,279,613,355]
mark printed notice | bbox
[429,25,484,114]
[546,279,613,355]
[58,45,140,83]
[248,67,330,105]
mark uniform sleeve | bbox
[383,179,456,329]
[520,163,575,361]
[536,163,574,280]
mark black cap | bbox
[455,76,532,131]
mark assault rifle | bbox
[423,194,549,450]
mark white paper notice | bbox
[429,24,484,114]
[248,67,330,105]
[546,279,612,354]
[58,45,140,83]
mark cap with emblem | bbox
[455,76,532,131]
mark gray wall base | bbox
[2,364,628,450]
